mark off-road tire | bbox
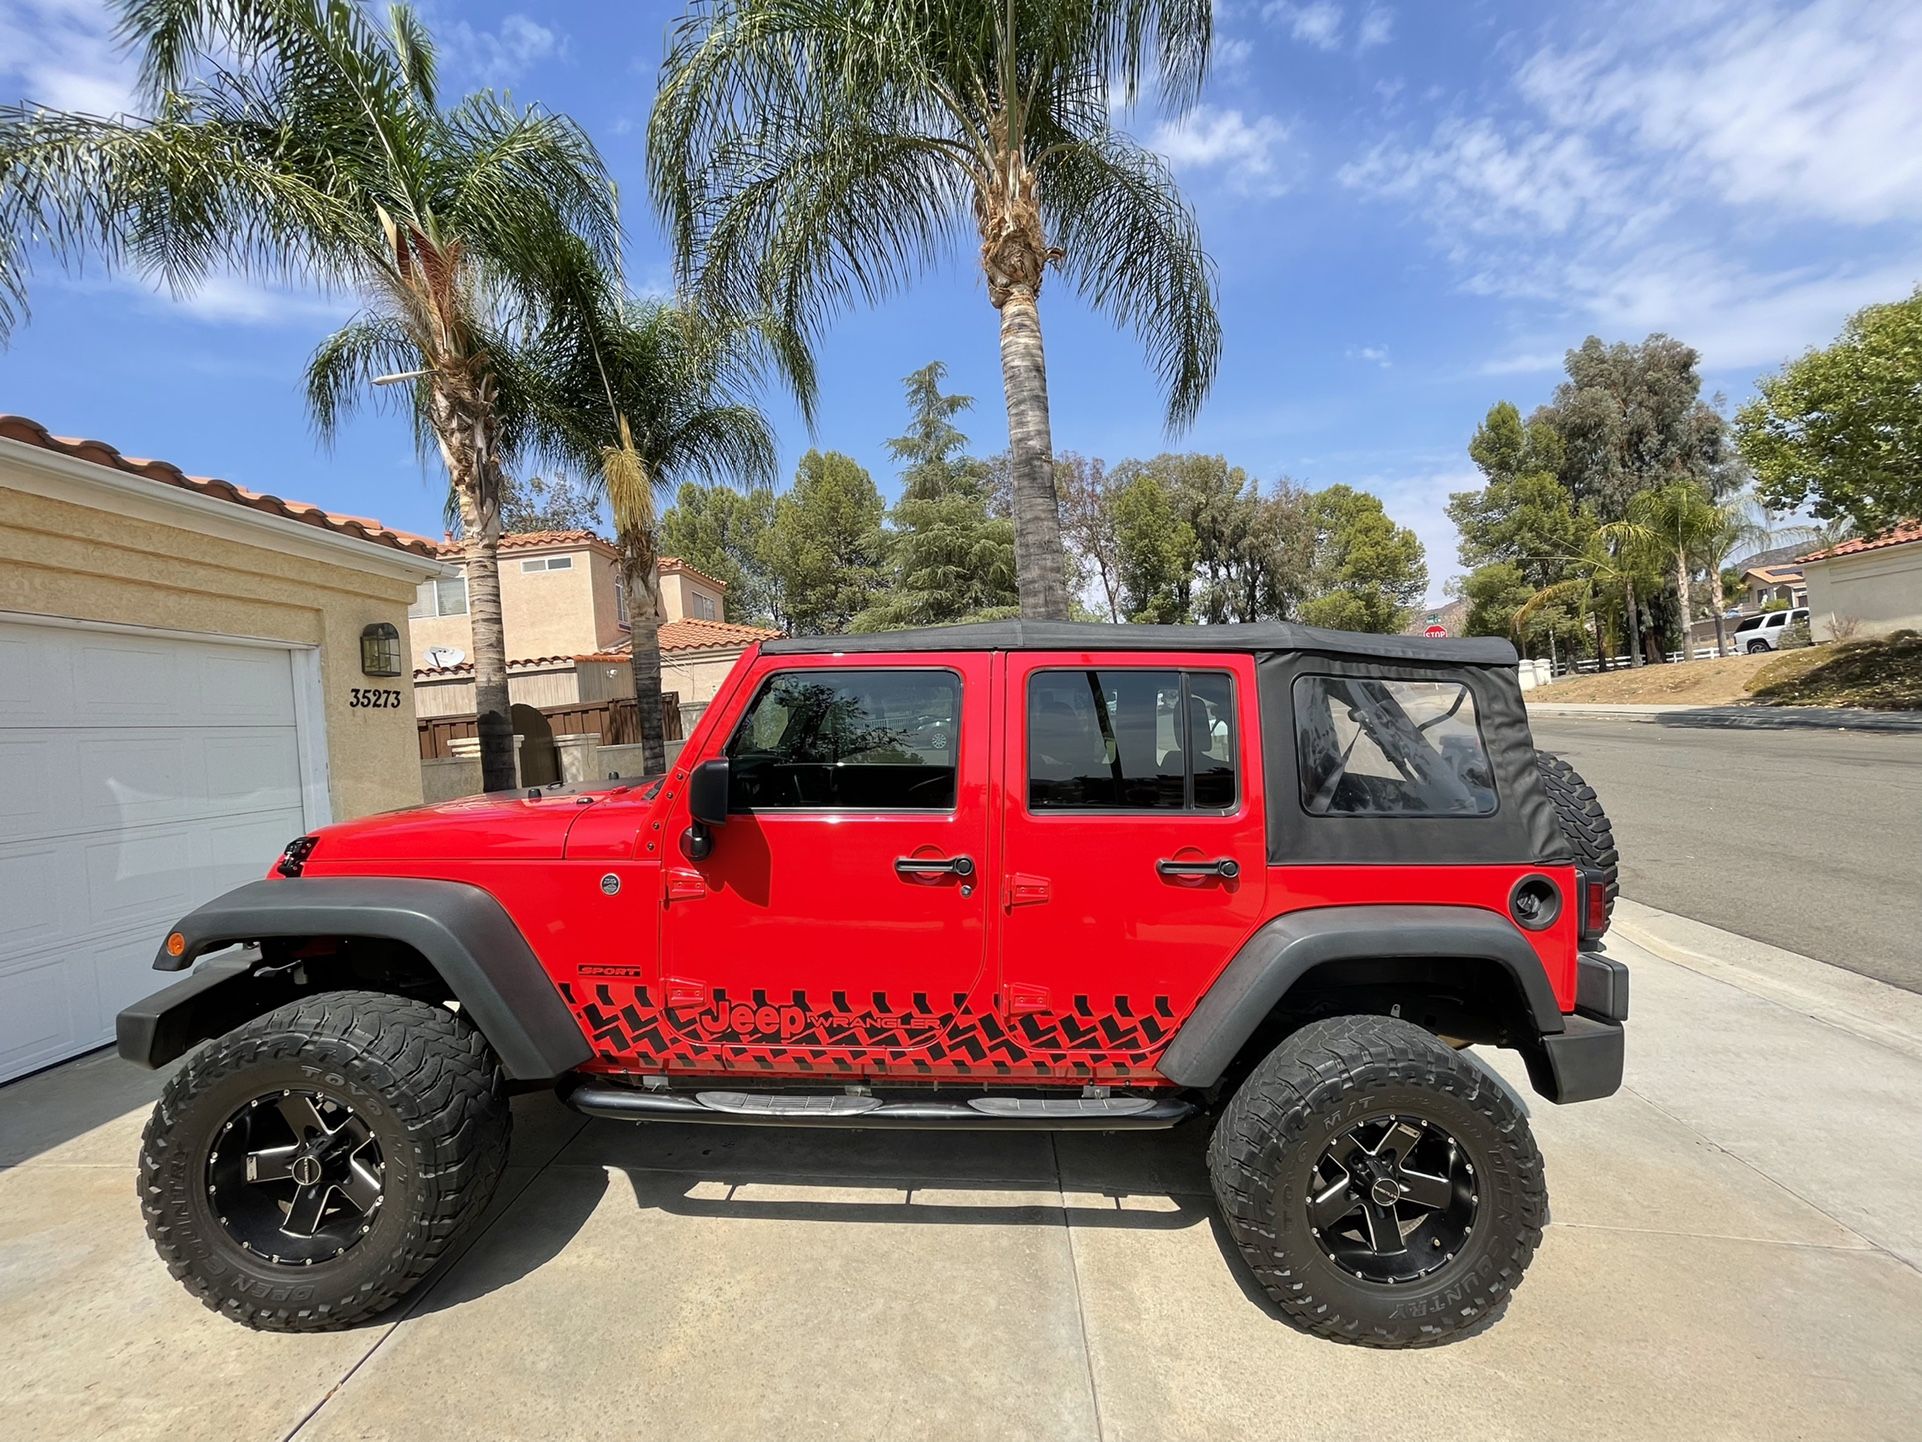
[1536,751,1618,929]
[1208,1015,1547,1348]
[139,990,511,1331]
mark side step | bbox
[561,1080,1195,1130]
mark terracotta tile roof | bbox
[434,529,613,558]
[0,413,439,558]
[658,555,730,591]
[1742,564,1804,583]
[413,653,581,679]
[577,619,781,661]
[1798,520,1922,562]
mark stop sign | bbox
[1424,623,1448,638]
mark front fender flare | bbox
[124,877,591,1081]
[1157,904,1563,1088]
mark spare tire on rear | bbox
[1535,752,1618,937]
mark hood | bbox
[297,780,648,866]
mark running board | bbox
[561,1080,1195,1130]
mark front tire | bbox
[1208,1016,1546,1347]
[1747,640,1769,654]
[139,990,511,1331]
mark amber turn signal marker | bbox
[165,932,186,957]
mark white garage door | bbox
[0,619,316,1082]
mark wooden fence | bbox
[418,693,681,760]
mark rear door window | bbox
[1027,669,1237,811]
[727,668,959,810]
[1293,676,1497,817]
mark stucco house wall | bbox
[411,533,626,663]
[1802,539,1922,641]
[0,420,446,822]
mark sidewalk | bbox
[1525,701,1922,732]
[4,910,1921,1441]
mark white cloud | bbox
[1347,344,1391,368]
[1215,35,1255,76]
[63,272,352,329]
[1513,1,1922,226]
[1150,105,1291,193]
[1341,0,1922,376]
[1263,1,1344,51]
[1358,467,1482,603]
[0,0,138,115]
[1357,6,1394,49]
[441,13,566,87]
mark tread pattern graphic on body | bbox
[561,982,1177,1077]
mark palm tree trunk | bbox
[1714,611,1729,658]
[1624,578,1643,668]
[1674,548,1695,663]
[997,286,1070,620]
[457,484,517,793]
[1592,606,1608,671]
[622,535,669,773]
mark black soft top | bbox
[761,620,1517,667]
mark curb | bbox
[1526,702,1922,734]
[1611,899,1922,1062]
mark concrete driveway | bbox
[5,906,1921,1442]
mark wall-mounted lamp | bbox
[360,622,403,677]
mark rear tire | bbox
[1536,751,1618,930]
[1208,1016,1546,1348]
[139,990,511,1331]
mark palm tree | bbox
[0,1,618,792]
[648,0,1222,619]
[521,291,781,772]
[1518,528,1660,669]
[1627,483,1722,663]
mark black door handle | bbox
[895,855,976,878]
[1156,857,1241,879]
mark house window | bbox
[409,575,469,618]
[691,591,717,620]
[520,555,574,572]
[614,579,630,626]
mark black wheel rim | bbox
[206,1089,386,1265]
[1306,1113,1478,1284]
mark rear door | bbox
[997,652,1268,1077]
[658,654,993,1074]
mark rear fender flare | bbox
[119,877,591,1081]
[1156,904,1563,1088]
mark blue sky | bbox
[4,0,1920,604]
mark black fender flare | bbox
[1156,904,1564,1088]
[118,877,592,1081]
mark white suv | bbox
[1730,606,1809,653]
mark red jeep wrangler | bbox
[121,620,1625,1347]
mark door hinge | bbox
[1004,983,1050,1015]
[1005,873,1051,909]
[664,868,707,903]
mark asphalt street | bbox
[1529,716,1922,993]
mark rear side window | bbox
[1027,669,1237,811]
[1734,615,1763,632]
[1293,676,1496,817]
[727,669,959,810]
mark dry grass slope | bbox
[1747,632,1922,710]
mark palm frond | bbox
[1039,123,1218,431]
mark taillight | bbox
[1580,873,1608,944]
[276,835,319,877]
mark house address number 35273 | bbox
[349,687,404,709]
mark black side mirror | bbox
[689,758,729,828]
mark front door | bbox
[658,655,993,1076]
[998,652,1270,1080]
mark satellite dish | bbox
[424,645,467,669]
